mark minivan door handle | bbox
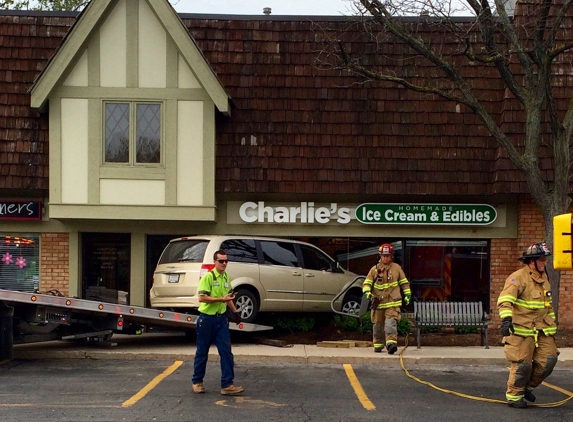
[305,273,315,277]
[292,271,302,276]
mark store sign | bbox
[239,201,351,224]
[355,203,497,225]
[237,201,497,226]
[0,200,42,221]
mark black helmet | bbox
[518,242,551,262]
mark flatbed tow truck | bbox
[0,288,272,362]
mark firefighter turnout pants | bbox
[503,332,558,402]
[371,307,400,350]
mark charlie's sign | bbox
[356,203,497,225]
[236,201,497,226]
[239,201,351,224]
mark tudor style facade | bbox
[1,0,572,330]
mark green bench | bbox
[414,301,489,349]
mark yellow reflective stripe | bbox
[497,295,516,305]
[376,300,402,308]
[543,327,557,335]
[506,393,524,401]
[512,327,536,337]
[363,279,373,286]
[499,310,513,318]
[402,288,411,295]
[398,278,408,285]
[373,281,399,290]
[514,298,545,309]
[548,311,556,318]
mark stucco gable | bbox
[29,0,229,114]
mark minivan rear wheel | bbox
[234,289,258,323]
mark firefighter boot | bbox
[507,398,527,408]
[374,347,383,353]
[524,388,536,402]
[387,343,398,355]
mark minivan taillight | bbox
[200,264,215,279]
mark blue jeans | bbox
[192,313,235,388]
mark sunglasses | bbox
[216,259,229,264]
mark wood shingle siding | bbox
[0,11,563,196]
[0,14,75,191]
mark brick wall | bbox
[40,233,69,295]
[490,238,518,328]
[490,197,573,330]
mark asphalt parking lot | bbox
[2,359,573,422]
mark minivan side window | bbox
[220,239,258,264]
[299,245,333,271]
[158,240,208,264]
[260,241,299,267]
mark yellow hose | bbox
[398,337,573,408]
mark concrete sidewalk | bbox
[11,333,573,367]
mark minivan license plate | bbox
[168,274,180,283]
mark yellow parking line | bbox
[343,364,376,411]
[122,360,183,408]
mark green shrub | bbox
[333,314,360,331]
[454,326,479,334]
[420,326,443,334]
[333,313,372,334]
[397,317,412,336]
[274,316,315,333]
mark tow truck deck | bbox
[0,288,272,361]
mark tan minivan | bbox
[149,235,362,323]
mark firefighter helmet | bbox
[517,242,551,262]
[379,243,394,255]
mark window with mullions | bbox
[104,102,162,165]
[0,234,40,292]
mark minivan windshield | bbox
[158,240,208,264]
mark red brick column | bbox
[490,238,518,329]
[40,233,69,296]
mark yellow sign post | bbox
[553,213,573,270]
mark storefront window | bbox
[405,240,489,308]
[334,237,491,310]
[0,234,40,292]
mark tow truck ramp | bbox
[0,288,272,362]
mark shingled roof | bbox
[0,10,559,197]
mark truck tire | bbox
[234,289,258,323]
[341,294,362,315]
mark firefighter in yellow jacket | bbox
[497,242,558,409]
[362,243,411,354]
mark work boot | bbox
[221,385,244,396]
[507,398,527,408]
[524,389,536,402]
[192,383,205,394]
[387,343,398,355]
[374,347,383,353]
